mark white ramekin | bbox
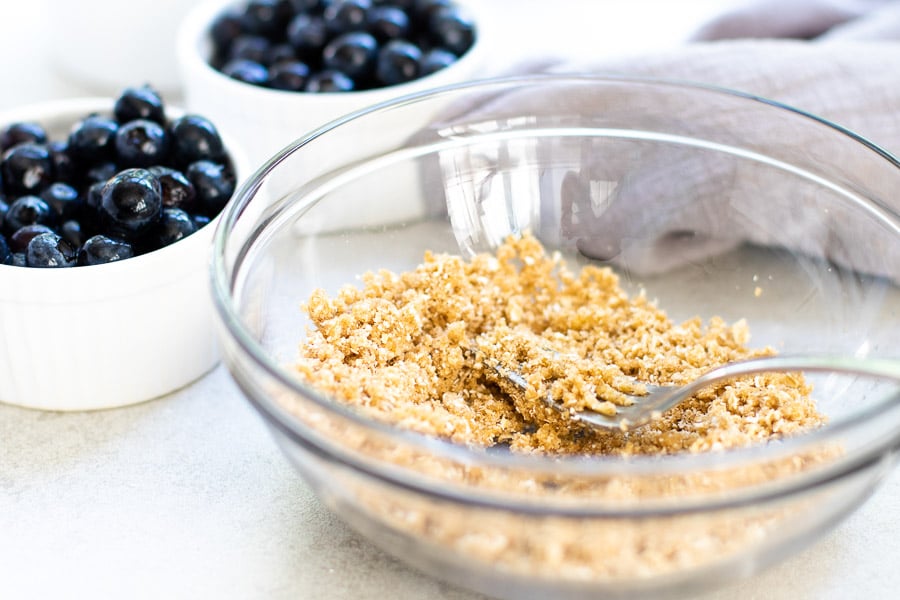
[175,0,492,168]
[0,97,247,411]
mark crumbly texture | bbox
[275,379,837,581]
[294,233,824,456]
[284,236,834,581]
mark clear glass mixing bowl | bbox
[211,75,900,599]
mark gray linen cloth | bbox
[453,1,900,282]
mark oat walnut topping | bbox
[295,233,824,455]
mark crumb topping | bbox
[294,233,824,455]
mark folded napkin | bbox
[691,0,895,40]
[555,41,900,282]
[438,4,900,282]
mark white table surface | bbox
[1,1,898,598]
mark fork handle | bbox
[694,355,900,387]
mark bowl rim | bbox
[210,73,900,508]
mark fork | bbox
[489,354,900,430]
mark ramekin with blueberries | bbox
[0,85,236,268]
[209,0,476,92]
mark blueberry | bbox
[67,114,118,164]
[0,233,9,265]
[4,195,54,234]
[60,219,87,249]
[373,0,412,8]
[149,166,197,212]
[191,214,212,230]
[1,143,54,196]
[77,234,134,266]
[286,14,330,62]
[99,168,162,235]
[84,161,119,186]
[48,140,77,184]
[229,34,271,64]
[85,181,106,212]
[0,196,8,227]
[222,59,270,85]
[367,5,409,41]
[80,182,107,231]
[168,115,226,167]
[115,119,170,167]
[242,0,289,37]
[413,0,451,26]
[267,60,310,90]
[151,207,197,248]
[305,69,355,92]
[429,5,474,55]
[25,232,77,268]
[10,223,55,253]
[211,9,246,53]
[7,251,25,266]
[376,39,421,85]
[113,85,166,125]
[186,160,236,216]
[323,31,377,80]
[40,182,81,219]
[419,47,456,75]
[0,122,48,151]
[267,43,298,65]
[323,0,372,34]
[288,0,331,14]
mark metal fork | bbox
[489,354,900,430]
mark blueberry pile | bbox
[0,85,236,268]
[210,0,476,92]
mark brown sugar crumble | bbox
[294,233,825,456]
[285,233,835,582]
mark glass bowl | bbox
[210,75,900,599]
